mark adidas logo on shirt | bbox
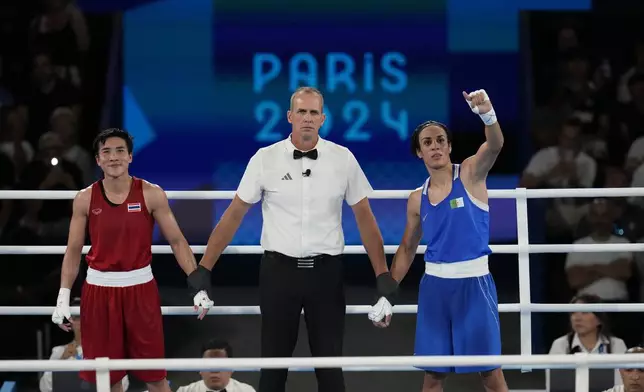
[281,173,293,180]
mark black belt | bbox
[264,251,335,268]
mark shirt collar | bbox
[571,333,610,353]
[284,134,324,154]
[200,379,230,392]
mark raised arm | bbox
[390,189,423,283]
[461,90,504,183]
[53,187,90,331]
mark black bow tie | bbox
[293,149,318,160]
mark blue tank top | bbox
[421,164,492,263]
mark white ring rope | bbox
[0,353,642,372]
[0,187,643,200]
[2,243,644,254]
[2,187,643,392]
[1,302,643,316]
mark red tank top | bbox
[85,177,155,271]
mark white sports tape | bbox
[465,89,497,125]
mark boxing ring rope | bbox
[1,354,643,392]
[0,187,643,392]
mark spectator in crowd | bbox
[565,198,633,302]
[1,107,34,180]
[39,298,130,392]
[18,50,81,148]
[171,339,255,392]
[617,40,644,104]
[624,132,644,175]
[575,167,644,243]
[553,51,602,126]
[50,106,92,185]
[9,131,82,244]
[521,118,597,240]
[521,118,597,189]
[602,346,644,392]
[28,0,90,88]
[549,294,627,386]
[618,73,644,151]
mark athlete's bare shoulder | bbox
[141,179,168,212]
[408,188,423,216]
[141,178,164,194]
[73,185,93,215]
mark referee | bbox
[189,87,398,392]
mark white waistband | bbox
[425,255,489,279]
[86,265,153,287]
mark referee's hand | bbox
[368,297,393,328]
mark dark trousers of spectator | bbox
[258,251,345,392]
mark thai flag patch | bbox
[127,202,141,212]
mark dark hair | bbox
[93,128,134,156]
[201,339,233,358]
[410,120,452,156]
[567,294,612,354]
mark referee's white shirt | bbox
[236,136,373,258]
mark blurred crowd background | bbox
[1,0,644,391]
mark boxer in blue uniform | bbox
[368,89,508,392]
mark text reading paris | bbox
[253,52,409,142]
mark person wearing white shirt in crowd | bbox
[520,118,597,236]
[624,135,644,175]
[565,198,632,302]
[549,294,627,388]
[40,298,130,392]
[0,108,34,178]
[50,106,93,185]
[521,118,597,190]
[190,86,396,392]
[602,346,644,392]
[174,339,255,392]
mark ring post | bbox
[574,353,590,392]
[515,188,532,373]
[96,357,111,392]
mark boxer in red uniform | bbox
[51,128,214,392]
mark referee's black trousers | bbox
[258,251,346,392]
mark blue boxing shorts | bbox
[413,271,502,374]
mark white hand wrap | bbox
[368,296,393,323]
[193,290,214,312]
[465,89,497,126]
[52,288,72,325]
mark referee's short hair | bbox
[290,86,324,110]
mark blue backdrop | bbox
[113,0,592,246]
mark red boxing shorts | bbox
[80,265,166,385]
